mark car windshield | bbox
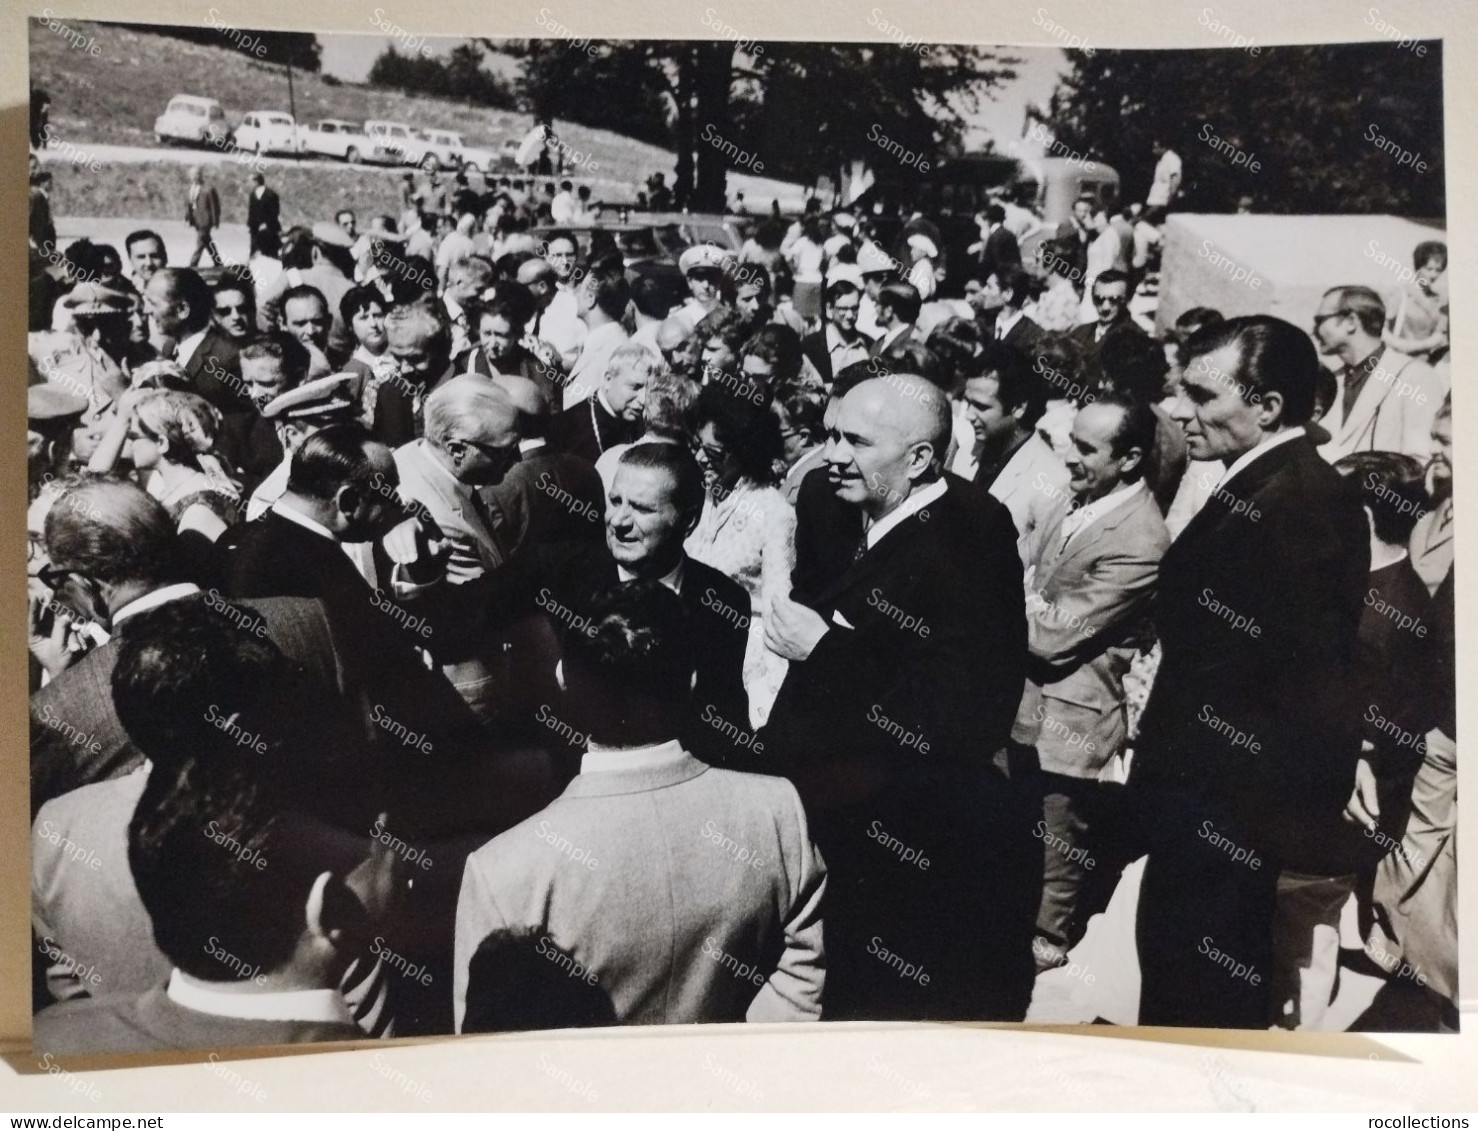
[174,102,206,117]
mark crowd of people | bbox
[25,155,1456,1052]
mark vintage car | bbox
[299,118,373,163]
[232,111,303,156]
[153,95,230,147]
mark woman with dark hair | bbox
[685,383,795,726]
[1384,240,1448,362]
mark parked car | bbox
[362,119,418,166]
[299,119,372,163]
[233,111,303,157]
[153,95,230,147]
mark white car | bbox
[362,120,419,166]
[403,128,497,172]
[153,95,230,147]
[300,119,372,163]
[233,111,302,156]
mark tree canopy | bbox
[1038,42,1444,215]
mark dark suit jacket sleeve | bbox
[776,507,1026,762]
[683,566,753,767]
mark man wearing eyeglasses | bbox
[1068,269,1148,392]
[802,270,872,386]
[1310,286,1446,462]
[391,377,524,720]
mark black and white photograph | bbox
[22,4,1456,1073]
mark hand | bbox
[1342,755,1381,832]
[381,517,447,585]
[28,590,77,678]
[439,533,486,584]
[764,592,830,662]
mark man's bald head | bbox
[656,316,691,352]
[516,257,556,288]
[847,375,952,462]
[826,375,951,519]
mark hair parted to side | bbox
[1183,314,1321,426]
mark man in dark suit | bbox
[246,172,281,257]
[219,333,314,494]
[32,601,392,1037]
[981,267,1044,355]
[1067,269,1149,391]
[184,164,222,268]
[1130,315,1369,1028]
[478,376,605,559]
[375,303,456,447]
[478,443,750,768]
[760,374,1035,1021]
[29,477,472,816]
[867,281,921,358]
[142,267,243,413]
[801,274,871,386]
[32,608,399,1055]
[972,204,1022,282]
[548,342,654,463]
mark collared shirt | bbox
[1215,428,1305,489]
[1339,345,1386,418]
[825,322,870,374]
[519,437,548,456]
[579,737,687,775]
[864,477,948,551]
[539,283,586,364]
[875,321,912,356]
[616,556,685,595]
[994,307,1026,340]
[111,583,202,628]
[175,327,208,370]
[1058,479,1145,548]
[167,970,355,1025]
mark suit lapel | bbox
[1040,488,1148,582]
[1339,356,1401,446]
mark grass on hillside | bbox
[30,18,676,185]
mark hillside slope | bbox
[30,18,672,182]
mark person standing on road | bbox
[185,165,222,268]
[246,172,281,258]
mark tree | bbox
[1039,42,1444,215]
[508,38,1017,211]
[367,43,518,109]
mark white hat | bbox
[825,264,865,290]
[856,241,895,275]
[906,233,938,259]
[263,372,360,420]
[678,244,734,275]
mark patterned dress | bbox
[684,479,796,729]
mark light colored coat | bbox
[454,747,826,1030]
[1012,484,1169,779]
[1317,349,1447,462]
[986,432,1073,563]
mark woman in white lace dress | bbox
[684,383,795,729]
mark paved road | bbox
[37,139,812,209]
[54,217,253,268]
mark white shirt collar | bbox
[445,296,464,323]
[175,327,209,368]
[519,437,548,455]
[995,308,1024,337]
[1059,480,1145,546]
[167,970,355,1025]
[580,737,687,775]
[271,499,339,542]
[111,583,202,627]
[865,477,948,550]
[1215,428,1305,489]
[616,556,685,594]
[416,439,472,496]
